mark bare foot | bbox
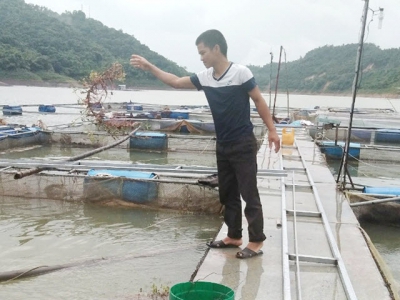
[245,241,263,252]
[222,237,242,247]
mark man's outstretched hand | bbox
[130,55,151,71]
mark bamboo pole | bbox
[0,259,102,283]
[0,244,198,283]
[1,162,287,177]
[338,0,370,188]
[272,46,283,122]
[269,52,273,108]
[13,126,141,179]
[350,196,400,207]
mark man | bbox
[130,29,280,259]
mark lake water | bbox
[0,86,399,298]
[0,196,222,299]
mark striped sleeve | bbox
[190,74,202,91]
[241,66,257,92]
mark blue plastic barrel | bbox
[39,105,56,113]
[84,169,158,203]
[2,105,22,115]
[130,132,168,150]
[318,141,360,159]
[363,186,400,196]
[89,102,103,110]
[169,110,189,119]
[375,129,400,143]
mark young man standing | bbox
[130,29,280,259]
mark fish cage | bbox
[48,130,264,154]
[0,166,222,214]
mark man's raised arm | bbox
[130,55,195,90]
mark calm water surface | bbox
[1,145,217,167]
[1,86,400,298]
[360,222,400,285]
[0,196,222,299]
[0,87,225,299]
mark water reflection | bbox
[238,259,264,300]
[83,203,157,229]
[130,149,216,167]
[129,149,168,164]
[326,159,400,181]
[325,159,360,177]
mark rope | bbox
[0,243,205,284]
[359,226,400,300]
[1,266,48,283]
[200,136,216,155]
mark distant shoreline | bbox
[0,79,398,99]
[0,79,79,88]
[275,91,399,99]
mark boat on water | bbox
[0,124,51,151]
[2,105,23,115]
[345,188,400,226]
[38,104,56,113]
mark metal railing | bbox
[279,132,357,300]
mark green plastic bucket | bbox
[169,281,234,300]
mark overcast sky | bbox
[25,0,399,73]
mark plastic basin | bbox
[169,281,234,300]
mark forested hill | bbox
[1,0,399,95]
[0,0,189,87]
[249,43,400,95]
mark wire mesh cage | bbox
[0,168,222,214]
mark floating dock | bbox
[193,127,398,299]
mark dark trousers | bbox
[216,133,266,243]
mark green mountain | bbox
[249,44,400,95]
[1,0,399,96]
[0,0,189,87]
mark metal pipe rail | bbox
[279,136,357,300]
[0,160,288,178]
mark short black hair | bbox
[195,29,228,57]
